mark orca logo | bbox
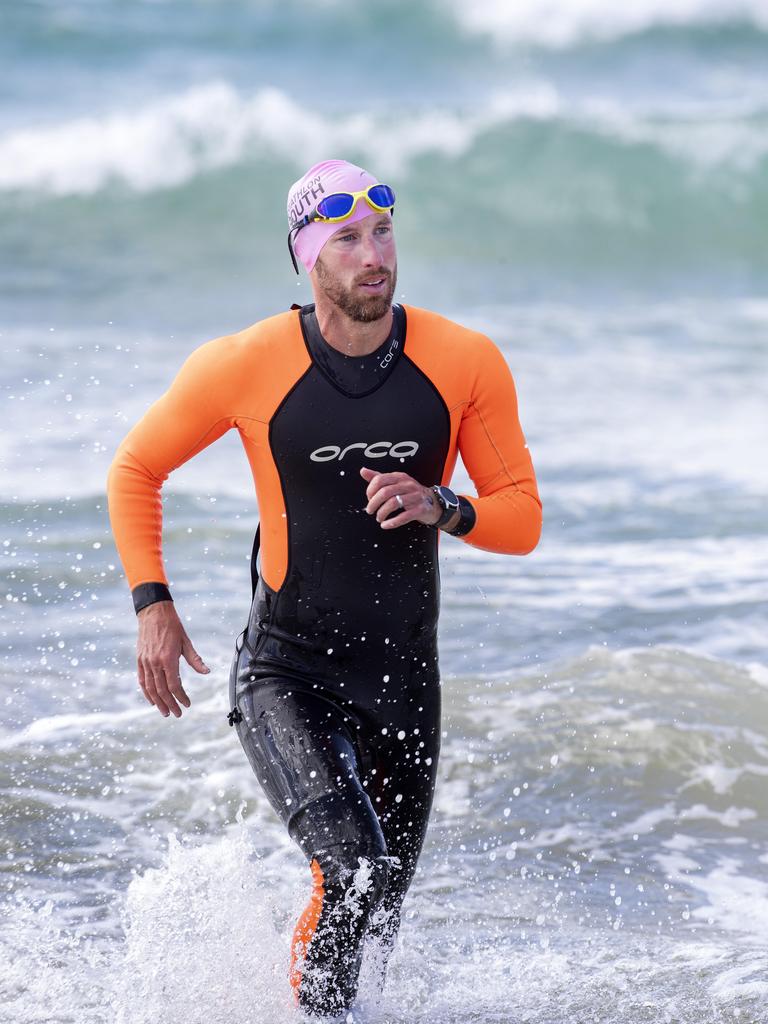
[379,337,399,369]
[310,440,419,462]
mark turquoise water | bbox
[1,3,768,1022]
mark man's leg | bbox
[360,696,441,991]
[231,679,392,1018]
[287,792,391,1017]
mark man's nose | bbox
[360,231,388,265]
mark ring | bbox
[395,494,404,509]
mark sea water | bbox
[1,3,767,1021]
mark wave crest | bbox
[2,81,767,199]
[444,0,768,48]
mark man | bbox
[107,158,541,1021]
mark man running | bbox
[107,158,542,1021]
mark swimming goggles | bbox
[287,183,396,274]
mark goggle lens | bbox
[366,183,396,209]
[316,193,356,219]
[315,184,396,221]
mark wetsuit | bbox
[107,303,541,1019]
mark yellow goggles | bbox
[308,183,396,223]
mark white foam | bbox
[1,704,150,748]
[0,81,556,196]
[3,77,768,197]
[0,829,304,1024]
[0,896,111,1024]
[445,0,768,48]
[710,956,768,1002]
[658,851,768,942]
[4,808,768,1022]
[113,829,297,1024]
[679,803,757,828]
[747,661,768,688]
[683,760,768,796]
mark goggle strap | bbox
[288,213,311,234]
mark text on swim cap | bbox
[289,176,326,224]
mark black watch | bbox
[430,485,460,529]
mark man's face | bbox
[311,211,397,323]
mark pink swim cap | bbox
[286,159,391,274]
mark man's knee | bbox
[289,791,387,874]
[321,840,391,918]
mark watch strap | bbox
[434,503,457,529]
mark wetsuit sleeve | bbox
[455,336,542,554]
[106,337,239,600]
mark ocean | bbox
[1,1,767,1021]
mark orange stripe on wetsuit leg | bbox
[289,857,325,1003]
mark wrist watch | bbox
[429,485,477,536]
[430,485,461,529]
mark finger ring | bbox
[395,493,404,509]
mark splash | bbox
[112,828,295,1024]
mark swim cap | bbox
[286,159,390,274]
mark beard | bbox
[314,259,398,323]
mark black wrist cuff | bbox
[132,582,173,614]
[445,496,476,537]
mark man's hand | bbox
[136,601,209,718]
[360,466,447,530]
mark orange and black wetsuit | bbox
[107,303,541,1018]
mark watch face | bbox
[435,485,460,511]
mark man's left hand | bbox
[360,466,442,529]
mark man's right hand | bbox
[136,601,210,717]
